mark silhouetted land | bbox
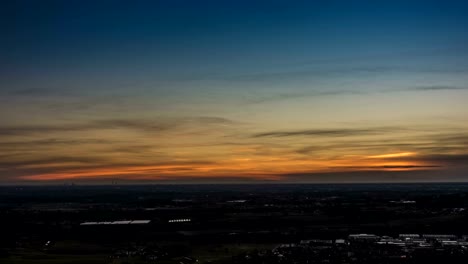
[1,183,468,263]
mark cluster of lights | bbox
[80,220,150,225]
[168,218,191,223]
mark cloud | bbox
[2,119,467,183]
[409,85,468,91]
[16,175,278,184]
[218,66,401,82]
[329,165,441,170]
[0,139,114,150]
[186,116,238,125]
[294,129,468,147]
[295,142,418,155]
[252,127,400,138]
[406,154,468,165]
[241,83,468,106]
[2,156,220,179]
[0,116,238,136]
[0,156,104,168]
[243,90,363,104]
[14,159,225,181]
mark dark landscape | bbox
[2,183,468,263]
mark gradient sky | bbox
[1,0,468,183]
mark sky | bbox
[1,0,468,184]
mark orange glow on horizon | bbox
[18,153,435,181]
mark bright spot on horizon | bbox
[368,152,417,159]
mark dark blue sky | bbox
[3,0,468,77]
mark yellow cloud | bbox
[368,152,416,159]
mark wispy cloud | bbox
[330,165,441,170]
[245,84,468,105]
[408,154,468,164]
[217,66,405,82]
[408,85,468,91]
[0,116,238,136]
[252,127,401,138]
[243,90,363,104]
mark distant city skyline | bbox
[1,0,468,183]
